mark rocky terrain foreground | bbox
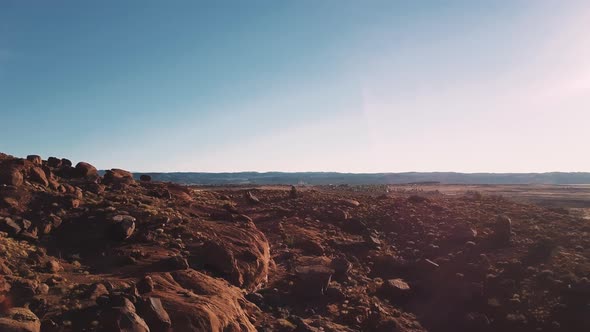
[0,153,589,332]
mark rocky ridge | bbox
[0,152,589,331]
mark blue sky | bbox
[1,1,589,172]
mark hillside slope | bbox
[1,152,589,331]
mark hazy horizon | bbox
[2,1,589,173]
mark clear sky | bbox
[1,1,589,172]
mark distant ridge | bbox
[118,171,590,185]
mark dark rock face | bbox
[75,162,98,177]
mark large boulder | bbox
[378,278,411,303]
[187,221,270,291]
[139,175,152,182]
[75,162,98,177]
[137,297,172,332]
[29,167,48,187]
[0,167,23,186]
[46,157,62,168]
[103,169,135,185]
[0,307,41,332]
[61,158,72,167]
[26,155,41,165]
[99,306,150,332]
[294,264,334,298]
[493,215,512,244]
[109,220,136,241]
[151,270,258,332]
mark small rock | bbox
[244,190,260,204]
[37,283,49,295]
[290,185,298,198]
[340,199,360,207]
[87,283,109,300]
[331,256,352,277]
[46,259,62,273]
[164,256,189,270]
[137,276,154,294]
[379,278,411,303]
[69,198,80,209]
[0,217,22,235]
